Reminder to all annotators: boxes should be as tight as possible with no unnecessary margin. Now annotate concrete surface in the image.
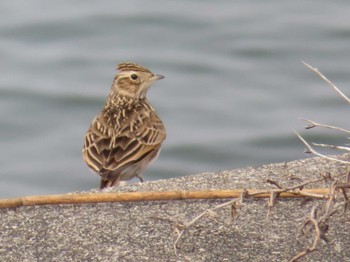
[1,154,350,261]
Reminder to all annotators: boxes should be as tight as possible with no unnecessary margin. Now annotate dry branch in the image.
[300,118,350,134]
[289,207,321,262]
[296,62,350,163]
[289,62,350,261]
[294,131,350,164]
[302,61,350,104]
[172,176,332,255]
[290,180,350,261]
[312,143,350,152]
[0,188,331,209]
[173,197,241,255]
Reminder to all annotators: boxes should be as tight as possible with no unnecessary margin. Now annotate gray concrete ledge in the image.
[1,154,350,261]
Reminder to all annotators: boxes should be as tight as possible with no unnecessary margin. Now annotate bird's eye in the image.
[130,74,138,80]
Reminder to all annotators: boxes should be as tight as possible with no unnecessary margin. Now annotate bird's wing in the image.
[82,110,166,181]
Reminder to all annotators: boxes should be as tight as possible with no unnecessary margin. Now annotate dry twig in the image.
[173,177,329,255]
[312,143,350,153]
[302,61,350,104]
[300,118,350,134]
[290,180,350,261]
[296,62,350,163]
[294,131,350,164]
[249,176,329,199]
[173,197,240,255]
[266,192,277,219]
[289,207,321,262]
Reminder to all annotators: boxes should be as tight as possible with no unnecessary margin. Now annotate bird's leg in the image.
[136,174,144,183]
[110,177,121,187]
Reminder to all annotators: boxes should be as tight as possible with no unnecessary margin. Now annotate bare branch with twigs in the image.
[294,131,350,164]
[173,176,330,256]
[290,179,350,261]
[289,62,350,261]
[296,62,350,163]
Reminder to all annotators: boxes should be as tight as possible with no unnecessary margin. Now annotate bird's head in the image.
[112,62,164,99]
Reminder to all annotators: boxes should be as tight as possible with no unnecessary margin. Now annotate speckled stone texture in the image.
[1,154,350,261]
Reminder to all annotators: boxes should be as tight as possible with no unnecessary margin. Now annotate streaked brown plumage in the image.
[82,62,166,188]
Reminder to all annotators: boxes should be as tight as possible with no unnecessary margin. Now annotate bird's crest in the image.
[117,62,152,74]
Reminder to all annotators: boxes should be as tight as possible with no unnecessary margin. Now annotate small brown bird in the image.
[82,62,166,189]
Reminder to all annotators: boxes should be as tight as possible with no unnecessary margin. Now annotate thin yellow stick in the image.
[0,188,330,209]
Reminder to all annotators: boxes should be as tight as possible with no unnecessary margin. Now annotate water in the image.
[1,1,350,198]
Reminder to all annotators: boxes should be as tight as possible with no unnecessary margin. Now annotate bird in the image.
[82,62,166,189]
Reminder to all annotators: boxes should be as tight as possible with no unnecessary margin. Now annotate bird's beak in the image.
[153,74,165,80]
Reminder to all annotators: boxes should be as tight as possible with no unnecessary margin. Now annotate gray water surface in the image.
[1,1,350,197]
